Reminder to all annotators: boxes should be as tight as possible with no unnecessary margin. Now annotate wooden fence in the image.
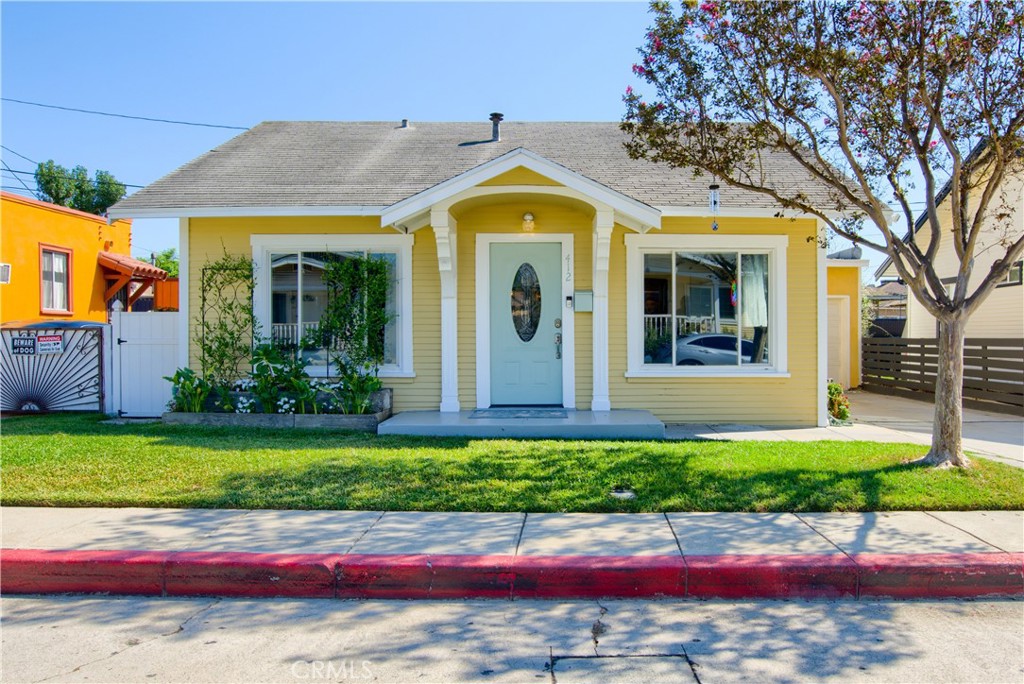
[861,337,1024,415]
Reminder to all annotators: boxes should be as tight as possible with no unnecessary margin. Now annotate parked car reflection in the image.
[649,333,755,365]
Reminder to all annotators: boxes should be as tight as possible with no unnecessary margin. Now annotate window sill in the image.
[625,368,790,379]
[40,309,73,316]
[377,370,416,379]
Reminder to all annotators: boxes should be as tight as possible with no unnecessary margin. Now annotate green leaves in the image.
[198,250,258,386]
[33,160,126,214]
[153,248,180,278]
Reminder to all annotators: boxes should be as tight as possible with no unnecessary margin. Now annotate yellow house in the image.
[0,192,152,323]
[111,117,851,428]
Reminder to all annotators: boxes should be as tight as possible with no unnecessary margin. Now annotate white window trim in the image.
[625,233,789,378]
[251,234,414,378]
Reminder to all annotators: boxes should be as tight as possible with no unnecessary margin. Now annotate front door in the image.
[490,242,563,405]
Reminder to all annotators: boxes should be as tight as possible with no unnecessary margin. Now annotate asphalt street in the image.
[2,596,1021,683]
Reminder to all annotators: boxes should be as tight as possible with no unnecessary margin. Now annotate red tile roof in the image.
[98,251,167,281]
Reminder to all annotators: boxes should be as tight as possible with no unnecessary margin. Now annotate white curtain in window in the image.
[52,253,67,310]
[740,254,768,327]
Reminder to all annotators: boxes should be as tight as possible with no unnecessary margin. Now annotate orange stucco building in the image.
[1,191,140,323]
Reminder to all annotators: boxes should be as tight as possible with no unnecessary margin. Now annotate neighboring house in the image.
[826,246,868,389]
[0,191,167,323]
[127,277,180,312]
[110,117,860,426]
[875,170,1024,339]
[863,281,907,337]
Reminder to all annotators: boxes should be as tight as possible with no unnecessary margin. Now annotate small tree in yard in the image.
[623,0,1023,468]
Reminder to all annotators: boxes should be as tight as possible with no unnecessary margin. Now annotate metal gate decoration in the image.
[0,327,104,412]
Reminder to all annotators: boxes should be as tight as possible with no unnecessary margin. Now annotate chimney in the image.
[400,119,410,128]
[490,112,504,141]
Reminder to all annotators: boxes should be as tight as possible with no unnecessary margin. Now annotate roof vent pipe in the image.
[490,112,503,141]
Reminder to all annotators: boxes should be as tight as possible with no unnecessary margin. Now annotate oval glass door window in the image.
[511,263,541,342]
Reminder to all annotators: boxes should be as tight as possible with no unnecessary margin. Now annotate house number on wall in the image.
[564,254,572,282]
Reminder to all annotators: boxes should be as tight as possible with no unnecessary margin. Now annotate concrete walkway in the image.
[666,390,1024,469]
[3,507,1021,600]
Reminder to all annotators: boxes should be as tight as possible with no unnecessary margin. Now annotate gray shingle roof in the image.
[112,121,843,214]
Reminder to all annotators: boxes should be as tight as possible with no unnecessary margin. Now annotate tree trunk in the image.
[918,316,971,468]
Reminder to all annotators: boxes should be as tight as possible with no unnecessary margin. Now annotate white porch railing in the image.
[644,315,718,339]
[271,322,320,346]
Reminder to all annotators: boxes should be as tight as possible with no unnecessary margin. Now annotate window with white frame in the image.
[252,235,414,377]
[627,234,788,376]
[41,247,71,313]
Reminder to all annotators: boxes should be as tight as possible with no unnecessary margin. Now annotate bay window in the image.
[627,234,788,376]
[252,235,413,377]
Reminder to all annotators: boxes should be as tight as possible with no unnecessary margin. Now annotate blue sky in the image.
[2,1,877,271]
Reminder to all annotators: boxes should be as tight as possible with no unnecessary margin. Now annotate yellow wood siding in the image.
[608,217,820,425]
[187,209,823,423]
[478,167,564,186]
[186,216,440,411]
[827,265,862,385]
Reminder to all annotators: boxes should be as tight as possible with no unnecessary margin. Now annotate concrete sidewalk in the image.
[3,507,1022,600]
[665,390,1024,469]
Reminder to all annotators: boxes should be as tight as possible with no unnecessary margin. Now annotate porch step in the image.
[377,409,666,440]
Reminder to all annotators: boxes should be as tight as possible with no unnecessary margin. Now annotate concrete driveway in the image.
[847,390,1023,468]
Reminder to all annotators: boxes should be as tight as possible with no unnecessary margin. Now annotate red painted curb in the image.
[165,552,340,598]
[338,554,514,599]
[685,554,858,599]
[854,552,1024,599]
[2,548,1022,600]
[0,549,166,596]
[511,555,686,598]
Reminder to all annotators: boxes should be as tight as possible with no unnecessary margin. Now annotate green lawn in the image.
[2,413,1021,512]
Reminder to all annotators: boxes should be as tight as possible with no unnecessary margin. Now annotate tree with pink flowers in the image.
[623,0,1023,468]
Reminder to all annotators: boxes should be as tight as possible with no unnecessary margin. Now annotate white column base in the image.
[439,398,461,413]
[591,399,611,412]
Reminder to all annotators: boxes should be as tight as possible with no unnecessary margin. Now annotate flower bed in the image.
[162,388,392,432]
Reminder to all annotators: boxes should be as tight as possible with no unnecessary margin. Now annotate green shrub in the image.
[164,368,211,413]
[828,381,851,421]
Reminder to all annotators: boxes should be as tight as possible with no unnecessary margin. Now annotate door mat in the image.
[469,409,569,420]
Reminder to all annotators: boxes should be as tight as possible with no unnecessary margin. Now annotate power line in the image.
[2,97,250,131]
[4,167,146,189]
[1,145,38,165]
[1,160,34,193]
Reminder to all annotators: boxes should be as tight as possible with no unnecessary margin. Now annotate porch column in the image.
[433,209,460,412]
[592,210,613,412]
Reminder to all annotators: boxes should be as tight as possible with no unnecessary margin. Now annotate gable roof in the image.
[110,121,849,221]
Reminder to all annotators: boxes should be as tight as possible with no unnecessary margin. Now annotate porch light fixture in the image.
[708,183,721,231]
[522,212,535,232]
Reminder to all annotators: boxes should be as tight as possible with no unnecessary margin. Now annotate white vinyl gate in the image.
[112,307,179,417]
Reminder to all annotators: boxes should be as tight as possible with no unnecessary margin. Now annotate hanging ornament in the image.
[709,183,721,231]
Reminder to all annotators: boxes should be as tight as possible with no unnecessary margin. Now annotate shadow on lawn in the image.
[180,447,923,513]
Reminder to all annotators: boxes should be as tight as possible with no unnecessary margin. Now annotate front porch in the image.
[378,409,665,439]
